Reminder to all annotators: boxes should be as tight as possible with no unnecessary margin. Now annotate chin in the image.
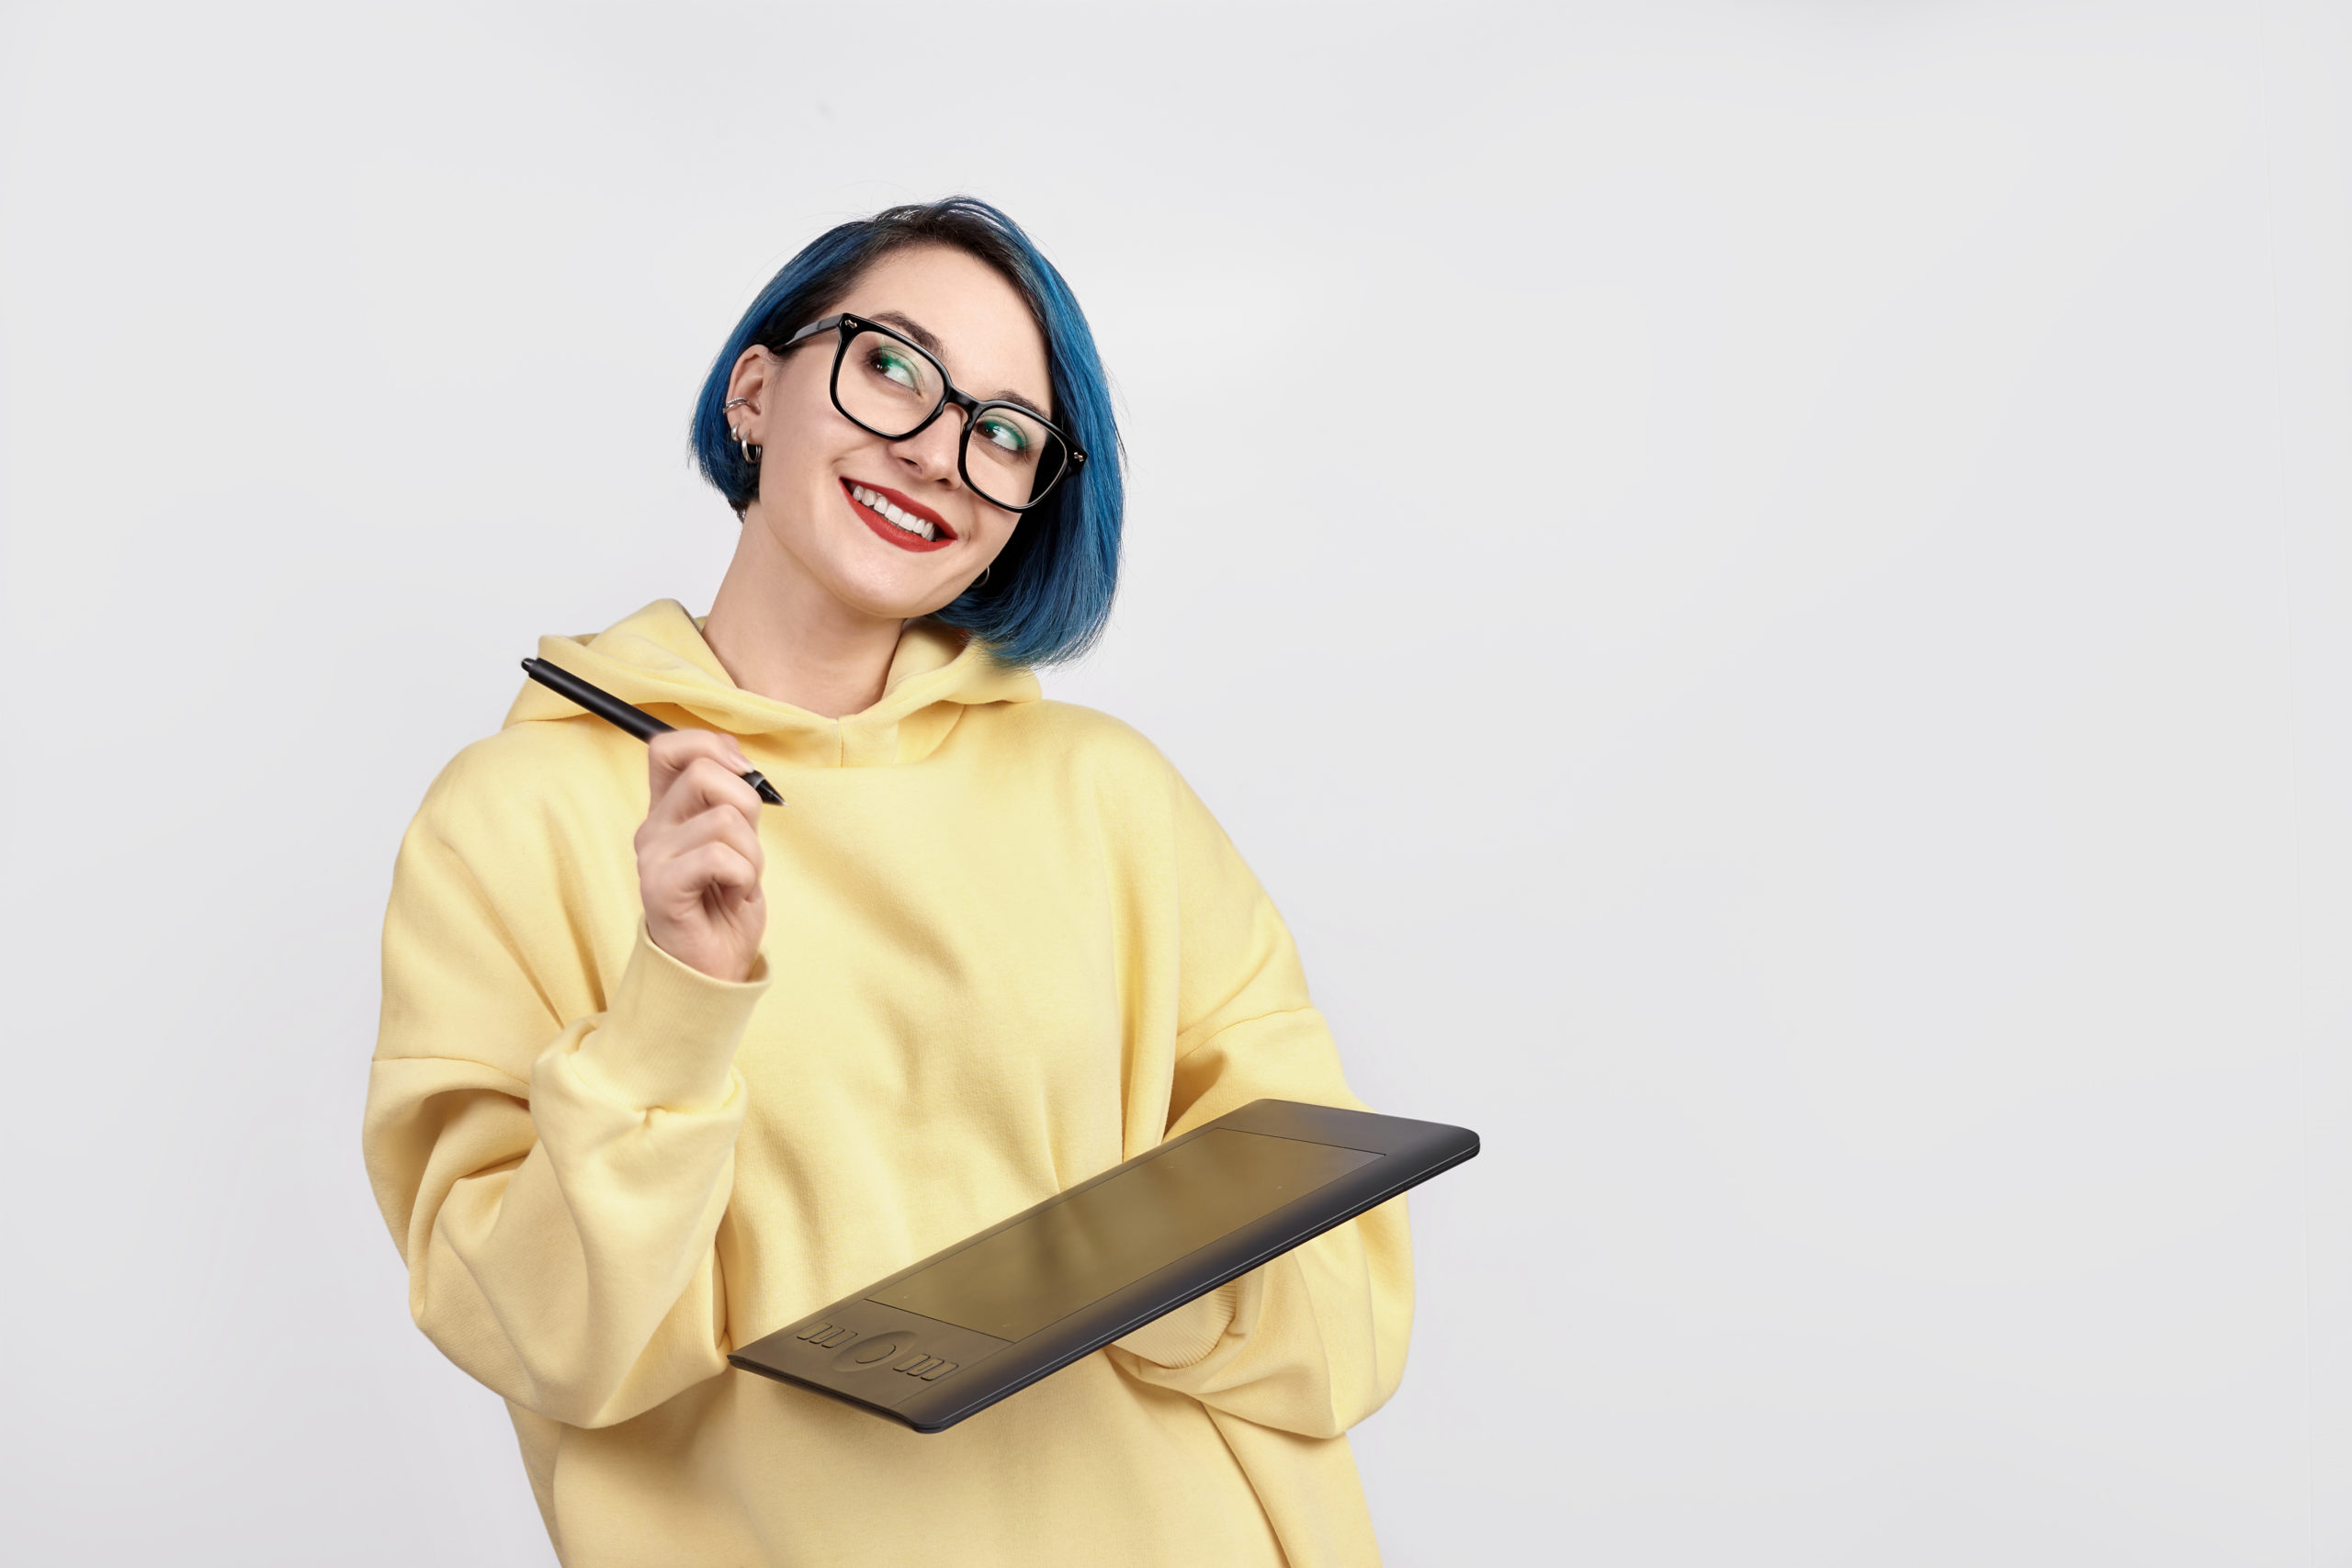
[821,553,959,623]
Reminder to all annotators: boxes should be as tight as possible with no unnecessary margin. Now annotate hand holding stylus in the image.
[637,729,766,983]
[519,657,775,982]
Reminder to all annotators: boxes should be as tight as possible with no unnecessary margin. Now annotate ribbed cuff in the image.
[1112,1279,1241,1369]
[571,919,771,1111]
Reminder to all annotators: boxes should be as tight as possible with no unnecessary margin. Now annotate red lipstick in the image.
[841,478,955,552]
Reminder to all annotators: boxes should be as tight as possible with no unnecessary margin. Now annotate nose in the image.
[887,409,965,490]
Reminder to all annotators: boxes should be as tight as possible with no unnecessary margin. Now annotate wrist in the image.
[646,919,761,984]
[565,919,772,1111]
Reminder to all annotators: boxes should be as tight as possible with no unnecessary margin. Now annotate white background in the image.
[2,2,2345,1562]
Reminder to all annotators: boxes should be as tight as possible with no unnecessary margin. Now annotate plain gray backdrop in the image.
[3,1,2346,1562]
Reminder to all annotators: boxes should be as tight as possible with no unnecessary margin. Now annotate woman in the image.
[362,197,1414,1568]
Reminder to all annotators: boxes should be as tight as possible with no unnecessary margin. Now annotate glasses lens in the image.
[835,328,944,436]
[964,405,1069,511]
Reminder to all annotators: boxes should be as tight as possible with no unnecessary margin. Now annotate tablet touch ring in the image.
[834,1333,914,1371]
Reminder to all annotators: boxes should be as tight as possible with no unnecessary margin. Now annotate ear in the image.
[725,345,775,423]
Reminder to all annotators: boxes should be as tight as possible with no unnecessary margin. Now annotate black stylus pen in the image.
[521,657,786,806]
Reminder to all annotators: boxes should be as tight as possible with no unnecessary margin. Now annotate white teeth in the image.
[852,485,936,541]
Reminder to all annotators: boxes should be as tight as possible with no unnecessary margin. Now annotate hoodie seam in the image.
[376,1055,533,1093]
[1172,1003,1318,1065]
[433,827,567,1031]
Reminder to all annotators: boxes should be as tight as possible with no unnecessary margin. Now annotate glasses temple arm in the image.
[777,314,849,349]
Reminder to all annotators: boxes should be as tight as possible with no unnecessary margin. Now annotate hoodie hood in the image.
[503,598,1040,768]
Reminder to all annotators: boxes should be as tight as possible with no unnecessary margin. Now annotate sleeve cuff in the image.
[1112,1279,1241,1369]
[570,919,772,1112]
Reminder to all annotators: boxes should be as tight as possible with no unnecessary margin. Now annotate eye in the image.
[869,347,922,390]
[976,414,1032,456]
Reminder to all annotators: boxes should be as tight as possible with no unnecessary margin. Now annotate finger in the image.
[664,757,765,833]
[642,835,762,913]
[648,801,765,877]
[647,729,754,807]
[648,731,754,808]
[677,840,761,902]
[646,751,763,834]
[648,727,749,772]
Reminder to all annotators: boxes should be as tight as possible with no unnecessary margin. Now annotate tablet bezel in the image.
[726,1098,1479,1433]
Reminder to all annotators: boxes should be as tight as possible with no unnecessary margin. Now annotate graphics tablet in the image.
[727,1098,1479,1433]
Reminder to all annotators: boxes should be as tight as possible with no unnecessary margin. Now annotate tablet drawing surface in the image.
[870,1130,1381,1340]
[729,1099,1478,1432]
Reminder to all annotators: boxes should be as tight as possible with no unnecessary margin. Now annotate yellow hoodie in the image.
[362,599,1414,1568]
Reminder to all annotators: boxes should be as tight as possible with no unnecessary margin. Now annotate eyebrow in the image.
[869,310,1052,422]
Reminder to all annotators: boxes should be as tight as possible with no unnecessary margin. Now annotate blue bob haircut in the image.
[689,197,1124,669]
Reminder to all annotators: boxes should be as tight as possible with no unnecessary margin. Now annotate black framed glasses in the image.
[776,312,1086,513]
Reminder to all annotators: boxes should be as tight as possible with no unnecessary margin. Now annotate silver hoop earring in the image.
[727,399,758,463]
[976,564,991,590]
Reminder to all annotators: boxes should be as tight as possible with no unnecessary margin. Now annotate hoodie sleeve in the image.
[1105,763,1415,1440]
[361,748,769,1430]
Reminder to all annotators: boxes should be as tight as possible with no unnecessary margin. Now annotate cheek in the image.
[763,424,865,509]
[769,413,850,471]
[967,504,1019,554]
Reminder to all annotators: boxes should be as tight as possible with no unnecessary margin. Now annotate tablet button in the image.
[796,1324,833,1341]
[893,1354,931,1372]
[918,1360,957,1381]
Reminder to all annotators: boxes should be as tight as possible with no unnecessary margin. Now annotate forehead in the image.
[831,244,1050,406]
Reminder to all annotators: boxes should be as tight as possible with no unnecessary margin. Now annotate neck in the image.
[701,505,907,719]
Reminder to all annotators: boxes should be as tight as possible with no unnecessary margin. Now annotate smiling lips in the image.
[842,479,955,552]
